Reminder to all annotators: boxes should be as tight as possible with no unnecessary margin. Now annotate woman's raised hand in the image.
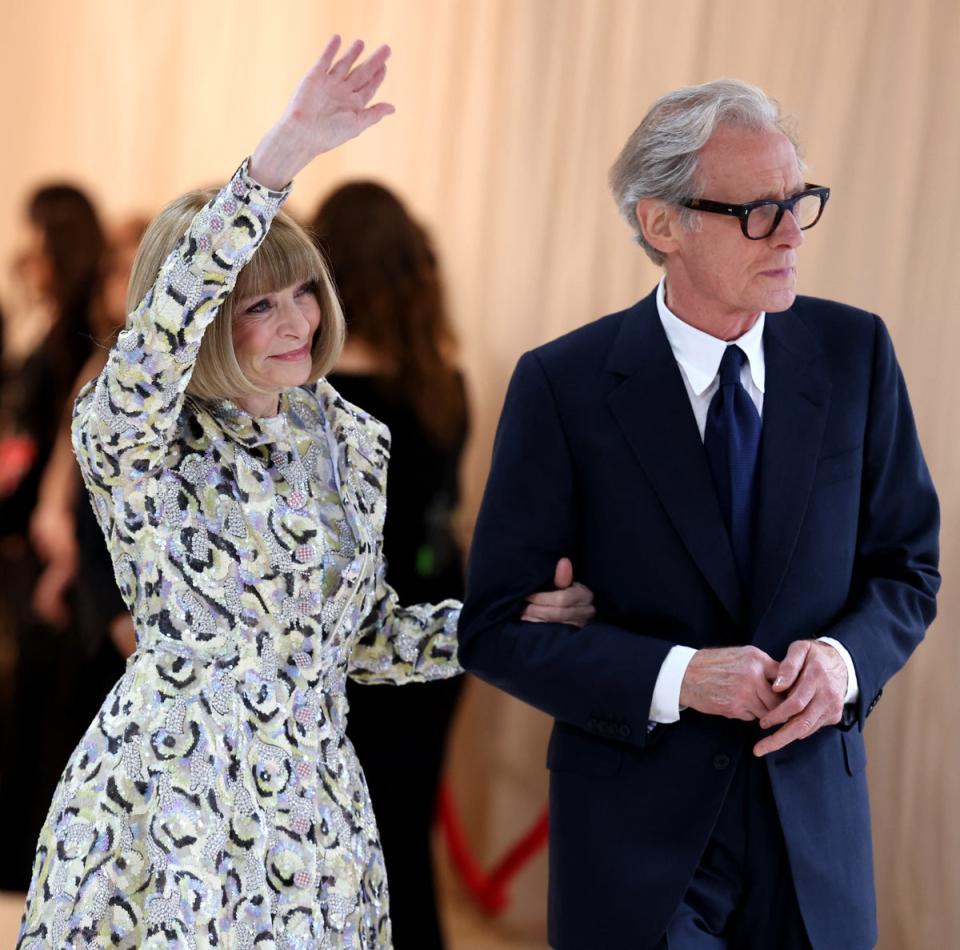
[249,36,395,190]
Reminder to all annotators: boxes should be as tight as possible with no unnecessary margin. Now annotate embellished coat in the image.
[17,163,461,950]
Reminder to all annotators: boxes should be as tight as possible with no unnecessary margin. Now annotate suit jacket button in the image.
[713,753,731,771]
[619,724,632,739]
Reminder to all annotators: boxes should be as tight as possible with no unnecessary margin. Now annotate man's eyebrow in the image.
[751,183,809,202]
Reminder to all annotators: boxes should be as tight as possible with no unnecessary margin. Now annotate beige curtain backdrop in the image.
[1,1,957,945]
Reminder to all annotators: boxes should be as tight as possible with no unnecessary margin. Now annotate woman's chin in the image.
[262,365,312,391]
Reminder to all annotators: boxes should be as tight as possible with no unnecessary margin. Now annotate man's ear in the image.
[635,198,681,256]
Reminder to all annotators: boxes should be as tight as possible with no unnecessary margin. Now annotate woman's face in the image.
[15,221,54,300]
[232,280,321,406]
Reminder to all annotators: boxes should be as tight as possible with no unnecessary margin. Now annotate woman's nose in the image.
[278,295,310,334]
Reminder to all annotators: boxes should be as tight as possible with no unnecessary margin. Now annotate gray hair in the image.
[609,79,801,265]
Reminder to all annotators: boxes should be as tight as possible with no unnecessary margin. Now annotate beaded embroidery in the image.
[18,162,461,950]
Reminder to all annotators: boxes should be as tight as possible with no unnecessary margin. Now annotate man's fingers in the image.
[761,678,816,729]
[756,682,782,713]
[754,711,825,757]
[553,557,574,590]
[773,640,811,693]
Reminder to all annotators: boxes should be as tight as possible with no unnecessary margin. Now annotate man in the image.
[458,80,939,949]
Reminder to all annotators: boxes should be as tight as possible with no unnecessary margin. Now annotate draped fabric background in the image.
[2,1,957,945]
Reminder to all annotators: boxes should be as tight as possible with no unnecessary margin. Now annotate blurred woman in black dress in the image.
[0,183,108,888]
[312,183,467,949]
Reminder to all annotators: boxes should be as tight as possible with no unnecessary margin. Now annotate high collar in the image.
[206,391,294,448]
[656,277,766,396]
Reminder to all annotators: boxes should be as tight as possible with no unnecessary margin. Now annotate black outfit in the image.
[0,339,127,890]
[458,290,938,949]
[329,371,467,950]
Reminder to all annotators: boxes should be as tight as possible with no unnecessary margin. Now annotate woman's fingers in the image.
[357,67,388,108]
[316,35,343,74]
[348,45,392,92]
[330,39,365,79]
[526,581,593,608]
[521,604,596,626]
[357,101,396,133]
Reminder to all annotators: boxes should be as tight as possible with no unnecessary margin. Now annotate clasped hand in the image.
[678,640,849,756]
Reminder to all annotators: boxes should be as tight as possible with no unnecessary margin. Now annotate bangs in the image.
[232,213,324,302]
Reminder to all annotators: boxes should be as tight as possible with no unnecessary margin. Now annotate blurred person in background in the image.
[0,183,106,890]
[312,182,467,950]
[29,216,150,657]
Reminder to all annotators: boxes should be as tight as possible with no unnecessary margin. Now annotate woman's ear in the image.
[635,198,681,257]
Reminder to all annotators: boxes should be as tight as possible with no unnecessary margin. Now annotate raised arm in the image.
[73,37,394,485]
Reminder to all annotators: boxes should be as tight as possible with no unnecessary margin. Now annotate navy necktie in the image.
[704,345,762,588]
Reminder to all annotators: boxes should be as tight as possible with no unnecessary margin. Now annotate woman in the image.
[315,183,468,948]
[0,182,106,891]
[18,38,591,948]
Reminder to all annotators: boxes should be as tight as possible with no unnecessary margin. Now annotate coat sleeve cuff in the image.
[818,636,860,704]
[649,645,698,723]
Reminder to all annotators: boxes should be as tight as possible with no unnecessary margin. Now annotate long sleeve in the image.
[649,645,698,723]
[458,351,676,749]
[72,162,289,487]
[347,558,462,684]
[818,316,940,728]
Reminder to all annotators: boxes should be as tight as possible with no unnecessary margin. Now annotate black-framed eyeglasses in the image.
[682,184,831,240]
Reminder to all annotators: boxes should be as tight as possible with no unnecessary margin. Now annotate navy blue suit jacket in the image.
[458,289,940,950]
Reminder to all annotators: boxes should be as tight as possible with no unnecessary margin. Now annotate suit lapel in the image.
[749,309,831,631]
[605,293,743,625]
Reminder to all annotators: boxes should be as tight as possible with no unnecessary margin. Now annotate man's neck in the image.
[662,278,761,343]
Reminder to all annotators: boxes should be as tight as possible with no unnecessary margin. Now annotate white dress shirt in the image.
[648,278,859,723]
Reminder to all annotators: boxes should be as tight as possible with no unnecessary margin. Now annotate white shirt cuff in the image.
[649,646,698,723]
[818,636,859,704]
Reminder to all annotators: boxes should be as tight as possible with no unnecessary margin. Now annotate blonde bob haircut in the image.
[126,188,345,402]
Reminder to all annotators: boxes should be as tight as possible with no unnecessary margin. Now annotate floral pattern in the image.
[17,162,461,949]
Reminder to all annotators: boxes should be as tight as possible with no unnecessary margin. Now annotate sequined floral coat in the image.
[17,163,461,950]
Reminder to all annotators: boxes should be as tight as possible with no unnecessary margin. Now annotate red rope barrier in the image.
[436,779,550,915]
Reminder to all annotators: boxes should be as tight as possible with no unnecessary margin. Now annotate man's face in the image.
[666,124,807,321]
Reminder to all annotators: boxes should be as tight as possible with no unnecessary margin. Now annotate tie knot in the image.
[718,345,747,386]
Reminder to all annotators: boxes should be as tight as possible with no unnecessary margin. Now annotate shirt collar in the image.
[655,277,766,396]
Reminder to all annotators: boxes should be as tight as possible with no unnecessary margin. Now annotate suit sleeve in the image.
[820,315,940,728]
[458,351,674,748]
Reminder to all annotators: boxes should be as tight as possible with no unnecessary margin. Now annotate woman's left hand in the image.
[522,558,596,628]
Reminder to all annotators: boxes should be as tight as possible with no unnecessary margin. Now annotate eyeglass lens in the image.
[746,193,823,238]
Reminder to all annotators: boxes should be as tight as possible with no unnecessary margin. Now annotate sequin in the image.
[23,161,462,949]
